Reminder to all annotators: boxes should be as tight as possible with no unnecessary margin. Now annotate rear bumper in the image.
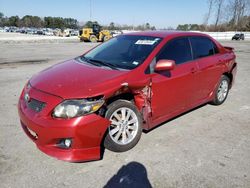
[18,86,110,162]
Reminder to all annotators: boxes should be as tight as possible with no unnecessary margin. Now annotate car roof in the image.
[125,31,209,39]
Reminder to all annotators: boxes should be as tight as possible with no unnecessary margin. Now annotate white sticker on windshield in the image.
[135,40,156,45]
[132,61,139,65]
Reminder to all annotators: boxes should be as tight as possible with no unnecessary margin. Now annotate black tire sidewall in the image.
[104,100,143,152]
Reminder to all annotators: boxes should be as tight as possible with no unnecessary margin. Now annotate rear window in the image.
[190,37,218,59]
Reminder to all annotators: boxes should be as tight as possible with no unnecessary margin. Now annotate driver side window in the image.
[156,37,192,65]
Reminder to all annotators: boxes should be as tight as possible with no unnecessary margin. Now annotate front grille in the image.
[27,98,46,112]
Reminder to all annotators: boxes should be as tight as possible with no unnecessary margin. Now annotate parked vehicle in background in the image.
[111,30,123,37]
[36,29,45,35]
[5,26,18,32]
[62,29,72,37]
[44,28,54,36]
[20,28,27,34]
[18,31,237,162]
[232,33,245,40]
[26,28,37,35]
[70,29,79,36]
[0,26,82,37]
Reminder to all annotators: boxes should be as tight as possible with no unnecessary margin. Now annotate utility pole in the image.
[90,0,92,21]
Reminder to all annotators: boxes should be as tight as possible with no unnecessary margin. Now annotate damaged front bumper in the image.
[18,86,110,162]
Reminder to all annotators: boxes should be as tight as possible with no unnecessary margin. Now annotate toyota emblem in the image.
[24,93,30,102]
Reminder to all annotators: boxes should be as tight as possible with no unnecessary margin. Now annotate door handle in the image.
[191,67,197,73]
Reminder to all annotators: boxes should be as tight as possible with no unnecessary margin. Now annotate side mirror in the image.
[155,59,175,72]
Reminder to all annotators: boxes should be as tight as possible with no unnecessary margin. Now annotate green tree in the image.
[20,15,33,27]
[151,26,156,30]
[109,22,115,30]
[63,18,78,29]
[8,16,20,26]
[84,20,100,28]
[145,23,151,30]
[32,16,44,28]
[0,12,4,26]
[176,24,189,31]
[44,17,65,29]
[190,24,200,30]
[53,17,64,29]
[0,12,3,19]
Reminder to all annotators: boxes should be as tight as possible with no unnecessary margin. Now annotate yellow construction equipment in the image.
[79,24,112,42]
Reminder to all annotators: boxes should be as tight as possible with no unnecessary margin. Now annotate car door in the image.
[149,37,199,122]
[189,36,222,101]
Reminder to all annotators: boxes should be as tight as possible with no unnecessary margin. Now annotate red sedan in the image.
[18,31,237,162]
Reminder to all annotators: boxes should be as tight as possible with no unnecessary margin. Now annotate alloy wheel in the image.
[109,107,139,145]
[217,80,229,102]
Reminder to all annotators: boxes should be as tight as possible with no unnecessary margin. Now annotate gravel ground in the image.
[0,38,249,188]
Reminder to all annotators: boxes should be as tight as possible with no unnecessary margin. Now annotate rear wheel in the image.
[104,100,143,152]
[211,75,230,105]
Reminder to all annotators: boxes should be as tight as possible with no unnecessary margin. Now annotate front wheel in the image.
[104,100,143,152]
[211,75,230,105]
[103,35,110,42]
[89,35,98,42]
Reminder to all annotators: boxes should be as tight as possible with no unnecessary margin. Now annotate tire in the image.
[89,35,98,42]
[104,100,143,152]
[103,35,110,42]
[211,75,230,105]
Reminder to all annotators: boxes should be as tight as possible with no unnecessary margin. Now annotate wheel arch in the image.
[223,72,232,84]
[106,92,135,105]
[223,62,237,89]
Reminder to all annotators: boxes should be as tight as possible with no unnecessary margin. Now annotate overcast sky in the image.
[0,0,209,28]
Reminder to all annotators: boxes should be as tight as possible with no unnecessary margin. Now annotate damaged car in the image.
[18,31,237,162]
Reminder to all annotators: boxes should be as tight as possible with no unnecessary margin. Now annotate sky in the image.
[0,0,208,28]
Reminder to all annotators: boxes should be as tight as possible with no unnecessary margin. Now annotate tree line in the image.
[0,13,79,29]
[83,21,156,31]
[0,12,156,31]
[177,0,250,31]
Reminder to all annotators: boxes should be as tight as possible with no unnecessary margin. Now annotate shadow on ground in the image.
[104,161,152,188]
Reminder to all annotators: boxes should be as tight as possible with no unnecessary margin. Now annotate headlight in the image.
[53,99,104,119]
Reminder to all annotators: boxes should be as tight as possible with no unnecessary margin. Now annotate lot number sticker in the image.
[135,40,156,45]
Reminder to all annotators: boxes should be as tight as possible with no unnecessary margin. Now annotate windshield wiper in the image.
[88,58,119,70]
[80,56,101,67]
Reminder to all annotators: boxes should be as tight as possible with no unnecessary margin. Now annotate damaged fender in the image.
[102,78,153,130]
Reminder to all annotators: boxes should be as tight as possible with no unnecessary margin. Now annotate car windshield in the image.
[79,35,162,70]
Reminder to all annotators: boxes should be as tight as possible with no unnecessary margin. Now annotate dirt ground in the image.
[0,37,249,188]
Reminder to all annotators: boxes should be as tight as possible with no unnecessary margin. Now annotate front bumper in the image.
[18,85,110,162]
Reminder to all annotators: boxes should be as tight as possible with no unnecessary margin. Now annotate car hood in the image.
[30,59,129,99]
